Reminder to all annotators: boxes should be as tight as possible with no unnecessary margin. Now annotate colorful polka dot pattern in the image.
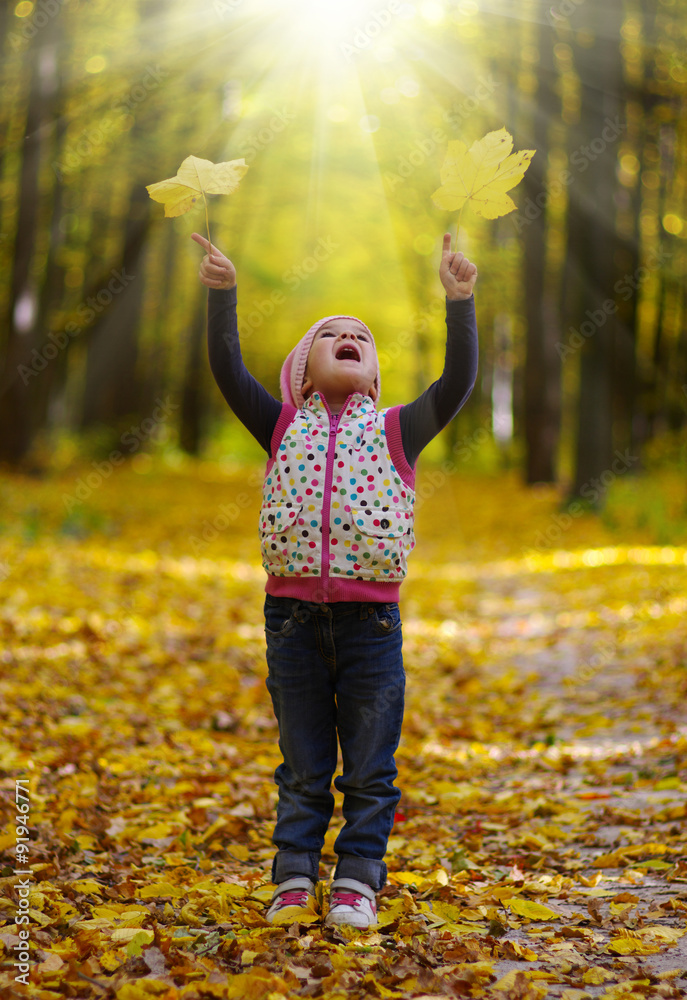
[259,392,415,581]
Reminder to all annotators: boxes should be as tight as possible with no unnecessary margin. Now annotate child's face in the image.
[302,318,377,409]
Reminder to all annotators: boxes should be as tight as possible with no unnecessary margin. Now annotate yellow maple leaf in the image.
[637,925,685,944]
[71,879,104,895]
[492,970,550,997]
[582,965,617,986]
[110,927,154,944]
[146,154,248,218]
[137,882,184,899]
[507,897,560,921]
[147,154,249,249]
[607,936,660,955]
[224,969,292,999]
[432,127,535,234]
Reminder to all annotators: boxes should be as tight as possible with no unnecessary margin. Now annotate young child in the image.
[192,231,478,928]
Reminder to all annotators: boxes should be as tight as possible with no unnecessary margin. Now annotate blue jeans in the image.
[264,595,405,892]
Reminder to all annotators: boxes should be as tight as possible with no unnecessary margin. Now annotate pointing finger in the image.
[442,233,452,256]
[191,232,211,252]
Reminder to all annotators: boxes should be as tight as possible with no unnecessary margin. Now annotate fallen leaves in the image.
[0,464,686,998]
[506,898,561,922]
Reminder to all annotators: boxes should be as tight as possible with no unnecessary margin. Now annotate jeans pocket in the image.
[264,597,296,639]
[371,602,402,636]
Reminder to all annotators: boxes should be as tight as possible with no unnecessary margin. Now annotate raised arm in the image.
[191,233,281,455]
[399,235,479,467]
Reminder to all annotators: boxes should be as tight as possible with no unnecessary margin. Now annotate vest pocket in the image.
[346,506,414,578]
[259,503,303,574]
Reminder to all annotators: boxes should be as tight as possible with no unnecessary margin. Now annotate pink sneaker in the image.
[265,877,318,924]
[325,878,378,928]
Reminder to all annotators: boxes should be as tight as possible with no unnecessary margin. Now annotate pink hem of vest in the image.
[265,572,401,603]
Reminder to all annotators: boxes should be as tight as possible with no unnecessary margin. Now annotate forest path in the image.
[0,465,685,997]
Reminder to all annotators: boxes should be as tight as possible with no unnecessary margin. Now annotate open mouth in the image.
[335,344,360,362]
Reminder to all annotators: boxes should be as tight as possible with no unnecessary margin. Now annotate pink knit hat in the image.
[280,314,381,410]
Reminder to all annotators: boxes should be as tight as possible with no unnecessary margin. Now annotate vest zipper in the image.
[319,396,351,601]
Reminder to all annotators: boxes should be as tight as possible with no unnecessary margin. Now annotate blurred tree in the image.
[79,181,150,434]
[566,0,626,503]
[521,8,562,483]
[0,23,58,463]
[0,0,685,480]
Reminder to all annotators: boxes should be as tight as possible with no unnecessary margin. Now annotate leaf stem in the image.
[202,191,212,252]
[456,203,465,248]
[192,159,212,251]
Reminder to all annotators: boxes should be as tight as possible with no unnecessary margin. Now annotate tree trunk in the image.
[33,38,68,441]
[522,12,561,483]
[80,184,150,436]
[179,294,206,455]
[567,0,626,505]
[0,36,44,464]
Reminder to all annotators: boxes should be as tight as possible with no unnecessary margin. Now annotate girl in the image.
[193,231,477,927]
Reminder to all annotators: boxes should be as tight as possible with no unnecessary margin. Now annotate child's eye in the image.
[320,331,334,338]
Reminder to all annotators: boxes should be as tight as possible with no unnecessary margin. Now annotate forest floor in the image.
[0,461,686,999]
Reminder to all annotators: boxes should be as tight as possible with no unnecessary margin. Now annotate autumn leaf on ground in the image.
[432,127,535,233]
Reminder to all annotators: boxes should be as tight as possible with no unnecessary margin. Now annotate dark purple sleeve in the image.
[398,295,479,468]
[207,286,282,455]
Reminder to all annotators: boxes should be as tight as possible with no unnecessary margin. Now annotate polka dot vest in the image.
[260,392,416,583]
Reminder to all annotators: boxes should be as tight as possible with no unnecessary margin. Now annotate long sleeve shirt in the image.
[207,286,479,471]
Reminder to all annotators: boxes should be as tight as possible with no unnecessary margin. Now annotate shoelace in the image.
[331,891,364,908]
[276,889,309,908]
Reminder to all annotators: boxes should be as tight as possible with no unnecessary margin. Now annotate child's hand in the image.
[439,233,477,300]
[191,233,236,289]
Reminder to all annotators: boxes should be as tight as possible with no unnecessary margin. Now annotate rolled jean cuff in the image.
[334,853,387,892]
[272,849,320,885]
